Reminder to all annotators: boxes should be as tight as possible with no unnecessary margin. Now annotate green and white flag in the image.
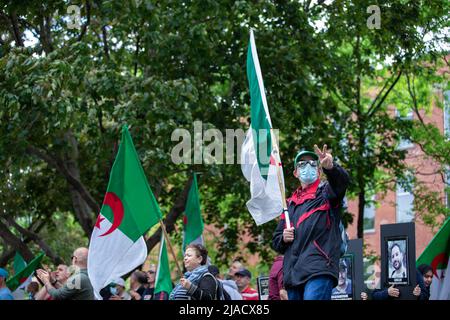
[154,233,172,299]
[11,252,30,300]
[241,30,285,225]
[88,125,161,299]
[417,218,450,300]
[7,252,44,299]
[182,173,204,251]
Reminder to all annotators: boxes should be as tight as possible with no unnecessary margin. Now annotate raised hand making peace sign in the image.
[314,144,333,170]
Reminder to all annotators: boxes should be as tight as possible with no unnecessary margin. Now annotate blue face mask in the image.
[110,286,118,295]
[298,164,318,185]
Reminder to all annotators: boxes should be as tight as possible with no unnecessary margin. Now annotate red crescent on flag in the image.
[269,155,276,166]
[430,252,447,279]
[99,192,124,237]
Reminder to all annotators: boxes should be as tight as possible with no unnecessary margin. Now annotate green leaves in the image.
[0,0,449,268]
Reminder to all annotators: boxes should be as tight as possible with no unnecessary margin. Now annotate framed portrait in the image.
[331,239,364,300]
[257,276,269,300]
[331,255,354,300]
[380,222,416,300]
[386,237,409,285]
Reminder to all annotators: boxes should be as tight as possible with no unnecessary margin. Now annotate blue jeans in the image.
[287,275,334,300]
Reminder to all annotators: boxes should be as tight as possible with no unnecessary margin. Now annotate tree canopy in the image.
[0,0,449,270]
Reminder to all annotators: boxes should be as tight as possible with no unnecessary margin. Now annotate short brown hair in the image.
[186,244,208,265]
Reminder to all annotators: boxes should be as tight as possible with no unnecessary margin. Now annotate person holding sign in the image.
[272,145,350,300]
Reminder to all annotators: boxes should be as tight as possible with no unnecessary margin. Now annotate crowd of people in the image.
[0,147,436,301]
[0,243,285,301]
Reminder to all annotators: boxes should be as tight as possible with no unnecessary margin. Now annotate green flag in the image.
[241,29,285,225]
[7,252,44,292]
[99,125,162,241]
[13,252,27,274]
[154,233,173,299]
[88,124,162,299]
[416,218,450,300]
[183,173,204,251]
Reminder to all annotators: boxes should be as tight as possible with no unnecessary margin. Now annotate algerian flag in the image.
[154,233,173,299]
[241,30,285,225]
[88,125,161,300]
[14,252,27,274]
[416,218,450,300]
[182,173,204,252]
[7,252,44,299]
[11,252,31,300]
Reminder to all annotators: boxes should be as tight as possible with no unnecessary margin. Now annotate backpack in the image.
[202,272,231,300]
[216,280,232,300]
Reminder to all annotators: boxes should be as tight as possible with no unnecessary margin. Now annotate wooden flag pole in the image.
[159,218,183,278]
[270,128,291,228]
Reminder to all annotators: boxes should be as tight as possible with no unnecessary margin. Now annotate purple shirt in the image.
[268,256,284,300]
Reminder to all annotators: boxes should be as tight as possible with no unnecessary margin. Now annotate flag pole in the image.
[159,219,183,278]
[269,129,291,228]
[152,234,162,288]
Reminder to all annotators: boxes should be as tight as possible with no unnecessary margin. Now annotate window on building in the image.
[363,195,376,232]
[444,90,450,139]
[396,109,414,150]
[446,168,450,211]
[396,183,414,223]
[363,258,380,290]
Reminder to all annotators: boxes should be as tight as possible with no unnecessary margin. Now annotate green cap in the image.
[294,150,318,167]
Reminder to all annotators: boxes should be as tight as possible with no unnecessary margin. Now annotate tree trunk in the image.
[145,175,193,253]
[357,182,366,239]
[357,115,366,239]
[0,220,34,262]
[119,176,193,280]
[9,11,24,47]
[64,130,95,238]
[26,144,100,213]
[0,220,47,267]
[4,217,64,265]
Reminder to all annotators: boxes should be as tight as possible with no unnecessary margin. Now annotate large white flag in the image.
[240,30,285,225]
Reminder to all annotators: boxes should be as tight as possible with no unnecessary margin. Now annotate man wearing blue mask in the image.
[272,144,350,300]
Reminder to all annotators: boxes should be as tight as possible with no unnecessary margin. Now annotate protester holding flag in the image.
[0,268,14,300]
[417,264,433,300]
[169,244,217,300]
[272,146,350,300]
[36,247,94,300]
[416,218,450,300]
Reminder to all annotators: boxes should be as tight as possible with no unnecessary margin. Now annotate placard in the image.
[380,222,416,300]
[257,276,270,300]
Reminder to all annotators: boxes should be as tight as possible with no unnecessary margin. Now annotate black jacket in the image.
[272,163,350,289]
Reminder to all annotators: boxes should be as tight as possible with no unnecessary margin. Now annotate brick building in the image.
[346,88,450,287]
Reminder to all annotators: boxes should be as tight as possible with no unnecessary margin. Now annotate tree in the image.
[0,0,448,271]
